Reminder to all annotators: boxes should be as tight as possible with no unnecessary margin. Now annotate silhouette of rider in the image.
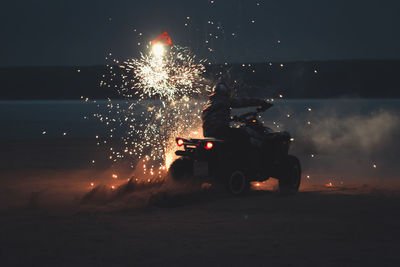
[201,76,272,145]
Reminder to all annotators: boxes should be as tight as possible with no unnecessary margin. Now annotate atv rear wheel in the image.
[226,169,250,195]
[278,155,301,195]
[169,158,193,181]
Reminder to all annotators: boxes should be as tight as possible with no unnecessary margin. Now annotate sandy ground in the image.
[1,140,400,266]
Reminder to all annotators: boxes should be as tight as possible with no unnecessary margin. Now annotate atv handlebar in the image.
[232,112,257,122]
[231,103,273,122]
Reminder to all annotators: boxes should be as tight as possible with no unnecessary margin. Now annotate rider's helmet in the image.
[211,82,232,97]
[211,71,235,98]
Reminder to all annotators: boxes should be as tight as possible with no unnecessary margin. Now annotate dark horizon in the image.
[1,59,399,100]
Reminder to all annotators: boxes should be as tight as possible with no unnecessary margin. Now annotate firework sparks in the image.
[123,45,207,102]
[97,38,209,177]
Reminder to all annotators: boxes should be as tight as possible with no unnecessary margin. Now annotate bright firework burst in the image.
[122,45,207,101]
[99,42,210,177]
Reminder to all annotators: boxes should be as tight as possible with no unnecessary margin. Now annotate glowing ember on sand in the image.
[325,182,335,188]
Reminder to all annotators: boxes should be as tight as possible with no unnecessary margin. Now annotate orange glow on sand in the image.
[325,182,335,188]
[250,179,279,191]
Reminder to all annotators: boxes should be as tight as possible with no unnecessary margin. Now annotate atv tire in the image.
[226,169,250,195]
[278,155,301,195]
[169,158,193,181]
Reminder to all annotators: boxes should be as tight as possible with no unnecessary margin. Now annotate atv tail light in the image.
[205,142,213,150]
[177,139,184,147]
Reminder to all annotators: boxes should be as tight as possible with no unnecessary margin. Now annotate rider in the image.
[201,76,273,145]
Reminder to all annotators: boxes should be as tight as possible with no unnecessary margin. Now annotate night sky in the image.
[1,0,399,66]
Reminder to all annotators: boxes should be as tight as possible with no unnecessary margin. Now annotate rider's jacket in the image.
[201,83,265,137]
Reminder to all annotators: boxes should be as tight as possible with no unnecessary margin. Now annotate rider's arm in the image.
[229,97,266,108]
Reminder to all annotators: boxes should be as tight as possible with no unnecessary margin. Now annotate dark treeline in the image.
[0,60,399,100]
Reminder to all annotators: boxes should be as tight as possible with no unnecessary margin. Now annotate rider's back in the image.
[201,94,231,138]
[201,82,267,138]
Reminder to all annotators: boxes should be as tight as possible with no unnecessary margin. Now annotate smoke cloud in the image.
[284,109,400,184]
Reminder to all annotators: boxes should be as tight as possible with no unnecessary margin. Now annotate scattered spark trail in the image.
[98,44,209,177]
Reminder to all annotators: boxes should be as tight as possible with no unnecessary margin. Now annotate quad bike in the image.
[168,105,301,195]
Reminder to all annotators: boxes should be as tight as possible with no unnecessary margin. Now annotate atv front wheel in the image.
[278,155,301,195]
[226,169,250,195]
[169,158,193,181]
